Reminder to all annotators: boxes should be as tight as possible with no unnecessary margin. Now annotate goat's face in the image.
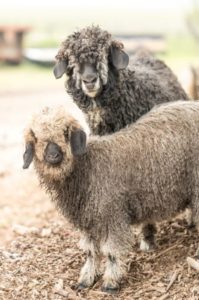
[53,28,129,98]
[23,121,87,181]
[79,62,102,98]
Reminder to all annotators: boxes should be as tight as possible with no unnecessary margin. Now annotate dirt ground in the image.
[1,86,199,300]
[0,87,68,246]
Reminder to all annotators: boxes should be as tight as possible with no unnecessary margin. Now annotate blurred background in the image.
[0,0,199,246]
[1,0,199,94]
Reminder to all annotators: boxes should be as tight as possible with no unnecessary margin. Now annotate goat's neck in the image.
[47,153,93,230]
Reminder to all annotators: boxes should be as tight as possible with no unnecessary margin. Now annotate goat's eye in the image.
[66,67,73,76]
[64,129,69,141]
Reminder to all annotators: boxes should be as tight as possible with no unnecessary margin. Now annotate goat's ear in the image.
[70,129,87,156]
[110,46,129,70]
[53,59,68,79]
[23,142,34,169]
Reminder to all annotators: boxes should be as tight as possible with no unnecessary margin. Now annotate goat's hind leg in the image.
[185,208,195,228]
[190,175,199,257]
[140,222,157,252]
[78,235,101,289]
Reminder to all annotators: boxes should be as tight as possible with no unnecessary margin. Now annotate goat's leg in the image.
[78,235,100,289]
[140,222,157,251]
[192,214,199,257]
[185,208,195,228]
[190,179,199,257]
[101,238,126,293]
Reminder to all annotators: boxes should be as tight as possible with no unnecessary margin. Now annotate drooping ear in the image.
[110,46,129,70]
[23,142,35,169]
[53,59,68,79]
[70,128,87,156]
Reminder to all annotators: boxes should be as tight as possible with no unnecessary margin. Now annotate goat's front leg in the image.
[78,235,100,289]
[101,239,126,293]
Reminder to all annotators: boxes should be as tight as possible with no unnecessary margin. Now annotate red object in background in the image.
[0,25,30,64]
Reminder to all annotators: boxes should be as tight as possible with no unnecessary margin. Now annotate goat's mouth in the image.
[83,86,103,99]
[81,79,102,98]
[46,160,62,167]
[44,153,63,166]
[44,142,63,165]
[85,89,100,98]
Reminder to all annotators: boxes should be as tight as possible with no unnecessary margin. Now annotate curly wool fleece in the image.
[55,25,189,135]
[56,26,122,65]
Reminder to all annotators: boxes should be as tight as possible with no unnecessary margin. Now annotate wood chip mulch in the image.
[0,217,199,300]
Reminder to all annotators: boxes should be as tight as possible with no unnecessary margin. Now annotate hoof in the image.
[76,283,89,291]
[187,223,195,229]
[140,239,156,252]
[101,285,119,294]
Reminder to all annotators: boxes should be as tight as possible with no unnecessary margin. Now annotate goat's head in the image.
[53,26,129,98]
[23,107,88,181]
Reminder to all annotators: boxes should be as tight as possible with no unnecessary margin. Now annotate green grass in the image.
[158,34,198,70]
[0,61,51,72]
[28,38,59,48]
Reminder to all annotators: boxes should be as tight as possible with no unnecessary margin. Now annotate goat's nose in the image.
[83,75,97,84]
[83,75,97,83]
[46,152,63,165]
[47,152,60,160]
[83,77,97,91]
[45,142,63,165]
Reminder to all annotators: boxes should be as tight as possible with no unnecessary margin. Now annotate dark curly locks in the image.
[54,25,189,135]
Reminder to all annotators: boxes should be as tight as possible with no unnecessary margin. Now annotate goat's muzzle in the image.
[80,63,102,97]
[44,142,63,165]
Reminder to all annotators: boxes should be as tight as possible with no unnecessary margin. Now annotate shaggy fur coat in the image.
[24,101,199,249]
[23,102,199,290]
[54,26,189,135]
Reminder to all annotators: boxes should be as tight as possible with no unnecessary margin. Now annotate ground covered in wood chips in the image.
[1,216,199,300]
[1,88,199,300]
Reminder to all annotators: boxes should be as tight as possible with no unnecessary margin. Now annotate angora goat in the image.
[23,101,199,292]
[54,25,189,136]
